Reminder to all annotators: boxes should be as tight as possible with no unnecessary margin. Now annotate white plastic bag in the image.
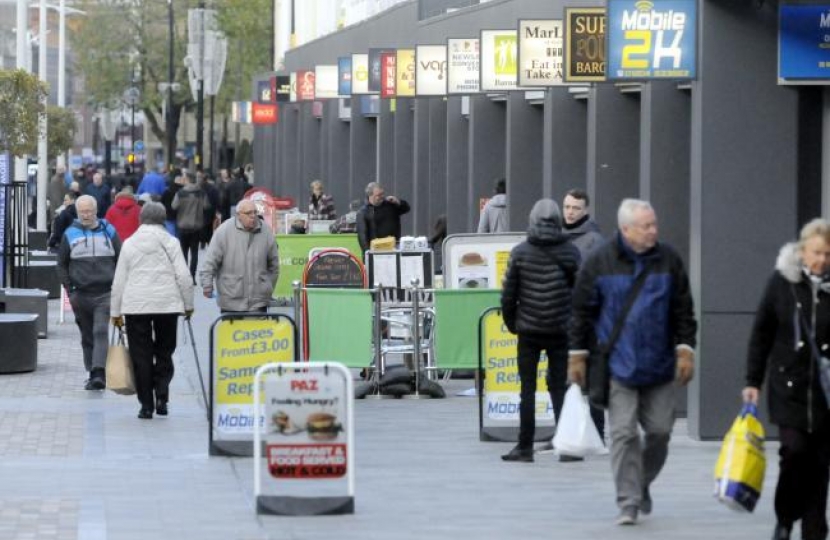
[552,384,605,458]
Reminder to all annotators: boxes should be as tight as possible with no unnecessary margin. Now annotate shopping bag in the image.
[106,327,135,395]
[552,384,606,458]
[714,403,766,512]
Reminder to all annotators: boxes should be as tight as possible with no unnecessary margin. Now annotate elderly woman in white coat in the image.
[110,202,194,419]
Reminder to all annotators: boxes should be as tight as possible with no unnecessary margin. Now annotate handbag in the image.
[714,403,766,512]
[795,304,830,407]
[588,263,653,409]
[106,327,136,395]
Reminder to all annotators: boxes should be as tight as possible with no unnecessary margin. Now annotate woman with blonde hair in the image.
[308,180,336,221]
[110,202,194,419]
[744,218,830,540]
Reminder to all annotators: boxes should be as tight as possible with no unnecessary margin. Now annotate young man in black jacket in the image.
[500,199,580,463]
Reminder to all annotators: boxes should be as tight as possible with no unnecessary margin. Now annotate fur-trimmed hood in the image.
[776,242,803,284]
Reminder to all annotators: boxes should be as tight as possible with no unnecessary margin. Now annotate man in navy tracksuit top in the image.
[57,195,121,390]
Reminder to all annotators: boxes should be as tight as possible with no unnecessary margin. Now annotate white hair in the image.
[76,194,98,211]
[617,198,654,228]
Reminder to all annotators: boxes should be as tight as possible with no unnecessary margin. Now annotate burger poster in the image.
[264,371,348,479]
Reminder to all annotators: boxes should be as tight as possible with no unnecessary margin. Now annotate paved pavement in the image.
[0,268,787,540]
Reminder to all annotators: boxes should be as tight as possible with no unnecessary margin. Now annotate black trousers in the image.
[516,333,569,449]
[178,229,201,278]
[125,314,179,410]
[776,418,830,540]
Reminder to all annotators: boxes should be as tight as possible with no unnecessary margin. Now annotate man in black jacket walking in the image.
[500,199,580,463]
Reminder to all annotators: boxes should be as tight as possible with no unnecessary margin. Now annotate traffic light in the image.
[127,153,135,164]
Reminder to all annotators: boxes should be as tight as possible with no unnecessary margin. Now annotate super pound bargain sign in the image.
[606,0,697,80]
[209,313,298,456]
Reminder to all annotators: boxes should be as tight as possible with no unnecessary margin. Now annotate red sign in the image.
[252,103,278,124]
[380,52,397,98]
[267,444,347,478]
[297,70,316,101]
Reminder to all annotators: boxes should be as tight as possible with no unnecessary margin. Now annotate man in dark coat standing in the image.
[500,199,580,463]
[356,182,410,252]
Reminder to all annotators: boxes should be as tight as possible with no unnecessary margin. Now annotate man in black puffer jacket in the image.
[500,199,580,462]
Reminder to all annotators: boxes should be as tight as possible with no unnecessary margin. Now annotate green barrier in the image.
[274,234,362,299]
[433,289,501,370]
[306,288,374,368]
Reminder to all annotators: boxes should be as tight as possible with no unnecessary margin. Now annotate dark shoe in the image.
[771,524,791,540]
[155,398,168,416]
[616,506,638,526]
[86,369,105,390]
[558,454,585,462]
[501,446,534,463]
[138,408,153,419]
[640,486,652,515]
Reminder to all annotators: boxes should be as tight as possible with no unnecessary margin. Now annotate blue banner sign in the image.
[779,4,830,81]
[607,0,697,80]
[338,56,352,96]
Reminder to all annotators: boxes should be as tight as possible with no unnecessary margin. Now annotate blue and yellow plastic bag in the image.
[714,403,766,512]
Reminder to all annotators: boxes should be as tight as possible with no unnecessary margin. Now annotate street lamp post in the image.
[167,0,175,169]
[36,0,47,230]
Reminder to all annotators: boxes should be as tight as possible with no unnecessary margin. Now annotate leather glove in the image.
[185,309,194,320]
[111,316,124,328]
[675,348,695,386]
[568,352,589,388]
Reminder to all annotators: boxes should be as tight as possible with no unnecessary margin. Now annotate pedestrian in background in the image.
[172,172,210,279]
[478,178,508,233]
[500,199,580,463]
[308,180,337,221]
[563,188,604,258]
[329,200,361,234]
[200,199,279,313]
[568,199,696,526]
[84,172,112,218]
[110,202,194,420]
[105,187,141,241]
[743,218,830,540]
[356,182,410,252]
[56,195,121,391]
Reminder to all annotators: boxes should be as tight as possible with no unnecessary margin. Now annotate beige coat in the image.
[200,216,279,311]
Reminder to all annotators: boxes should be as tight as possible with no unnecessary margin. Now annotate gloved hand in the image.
[675,348,695,386]
[185,309,194,320]
[111,316,124,328]
[568,352,589,388]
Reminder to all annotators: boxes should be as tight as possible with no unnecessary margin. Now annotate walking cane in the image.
[185,318,210,422]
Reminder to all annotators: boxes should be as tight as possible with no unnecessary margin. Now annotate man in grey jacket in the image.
[477,178,508,233]
[200,200,279,313]
[563,189,604,259]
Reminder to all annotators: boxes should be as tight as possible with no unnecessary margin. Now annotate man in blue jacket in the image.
[568,198,696,526]
[56,195,122,390]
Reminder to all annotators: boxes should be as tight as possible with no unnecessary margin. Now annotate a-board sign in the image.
[209,314,298,457]
[254,362,355,516]
[478,308,555,442]
[303,249,366,289]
